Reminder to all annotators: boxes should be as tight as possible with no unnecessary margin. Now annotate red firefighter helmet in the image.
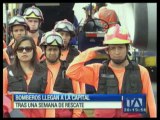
[98,7,119,30]
[103,24,132,45]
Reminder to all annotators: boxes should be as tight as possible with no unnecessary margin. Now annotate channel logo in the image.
[123,94,146,113]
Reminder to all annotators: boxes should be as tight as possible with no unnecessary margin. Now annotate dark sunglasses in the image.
[17,47,33,53]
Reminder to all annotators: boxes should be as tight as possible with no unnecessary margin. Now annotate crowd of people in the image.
[3,4,156,118]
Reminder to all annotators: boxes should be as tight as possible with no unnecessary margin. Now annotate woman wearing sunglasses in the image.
[3,15,43,65]
[23,5,44,46]
[3,35,55,118]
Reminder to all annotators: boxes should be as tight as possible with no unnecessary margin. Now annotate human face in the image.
[58,31,71,48]
[16,40,33,62]
[45,46,60,63]
[26,18,39,31]
[12,25,26,40]
[107,44,127,64]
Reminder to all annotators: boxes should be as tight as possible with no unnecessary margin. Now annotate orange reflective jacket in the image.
[3,49,11,66]
[66,47,157,118]
[3,67,55,118]
[45,60,84,118]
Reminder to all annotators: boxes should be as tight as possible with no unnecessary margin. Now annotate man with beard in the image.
[23,5,44,46]
[40,30,86,118]
[66,24,156,118]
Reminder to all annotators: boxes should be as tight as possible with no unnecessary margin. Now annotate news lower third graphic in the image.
[13,94,122,109]
[123,94,146,113]
[12,94,146,113]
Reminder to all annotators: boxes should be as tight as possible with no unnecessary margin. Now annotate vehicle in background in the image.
[3,3,157,83]
[76,3,157,83]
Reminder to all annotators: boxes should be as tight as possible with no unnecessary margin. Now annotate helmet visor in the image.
[24,7,42,17]
[9,16,25,25]
[55,22,75,32]
[46,35,63,46]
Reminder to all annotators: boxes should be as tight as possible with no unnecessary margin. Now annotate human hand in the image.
[90,46,109,55]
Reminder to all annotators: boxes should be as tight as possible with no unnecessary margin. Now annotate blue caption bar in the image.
[14,94,122,102]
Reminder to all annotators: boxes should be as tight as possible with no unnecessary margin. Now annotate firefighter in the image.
[3,15,43,64]
[3,35,55,118]
[40,30,86,118]
[23,5,44,46]
[7,15,29,46]
[66,24,156,118]
[54,19,86,95]
[54,19,87,117]
[53,20,79,66]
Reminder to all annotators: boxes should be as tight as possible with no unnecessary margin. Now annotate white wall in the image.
[73,3,91,25]
[73,3,135,42]
[106,3,135,42]
[3,3,6,23]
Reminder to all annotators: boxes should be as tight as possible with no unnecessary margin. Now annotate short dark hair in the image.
[10,25,28,33]
[12,35,37,78]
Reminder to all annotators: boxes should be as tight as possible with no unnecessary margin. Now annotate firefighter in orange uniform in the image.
[54,19,86,95]
[66,24,156,118]
[3,35,55,118]
[3,15,43,65]
[40,30,86,118]
[23,5,44,46]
